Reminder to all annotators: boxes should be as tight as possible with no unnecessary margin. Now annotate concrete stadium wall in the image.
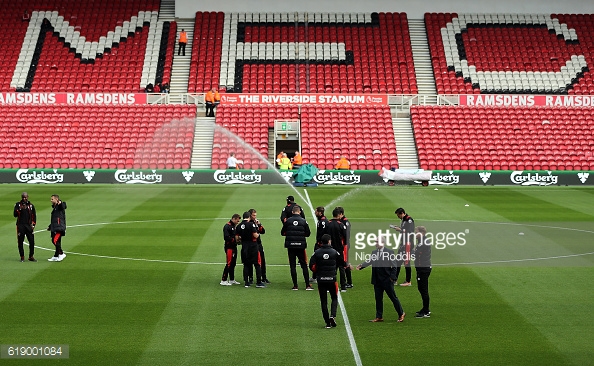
[176,0,593,19]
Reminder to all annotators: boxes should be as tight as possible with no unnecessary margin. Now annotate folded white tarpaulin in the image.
[379,167,432,182]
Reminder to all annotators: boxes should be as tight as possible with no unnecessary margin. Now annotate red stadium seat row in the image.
[301,105,398,170]
[211,104,398,170]
[412,105,594,171]
[188,11,417,94]
[211,104,299,169]
[1,0,169,93]
[0,105,196,169]
[425,12,594,95]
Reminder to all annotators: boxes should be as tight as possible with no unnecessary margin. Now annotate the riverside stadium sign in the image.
[0,93,147,105]
[219,93,388,105]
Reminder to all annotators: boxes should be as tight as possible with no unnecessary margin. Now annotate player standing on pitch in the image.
[237,212,265,288]
[310,206,330,284]
[221,214,242,286]
[280,195,305,223]
[391,207,415,286]
[281,205,313,291]
[335,206,353,289]
[47,194,67,262]
[326,208,348,292]
[249,208,270,284]
[309,234,345,329]
[14,192,37,262]
[414,226,432,318]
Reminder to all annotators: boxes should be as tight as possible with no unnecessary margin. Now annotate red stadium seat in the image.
[411,105,594,171]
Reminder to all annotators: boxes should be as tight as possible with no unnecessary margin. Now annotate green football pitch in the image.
[1,184,593,365]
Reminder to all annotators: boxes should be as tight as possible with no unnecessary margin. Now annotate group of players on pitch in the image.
[220,196,432,328]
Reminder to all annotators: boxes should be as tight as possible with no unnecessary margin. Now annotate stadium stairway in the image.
[409,19,437,101]
[191,117,215,169]
[169,19,195,101]
[392,117,420,169]
[267,128,275,165]
[158,0,176,20]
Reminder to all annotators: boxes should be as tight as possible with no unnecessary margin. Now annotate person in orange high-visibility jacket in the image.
[335,155,350,170]
[178,29,187,56]
[276,151,285,167]
[205,89,215,117]
[292,151,303,168]
[213,89,221,113]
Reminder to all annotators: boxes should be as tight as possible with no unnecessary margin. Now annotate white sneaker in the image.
[220,280,231,286]
[48,257,60,262]
[58,253,66,261]
[230,280,241,285]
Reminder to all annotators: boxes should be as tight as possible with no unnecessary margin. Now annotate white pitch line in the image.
[433,251,594,266]
[303,189,317,222]
[27,218,594,267]
[321,197,362,366]
[338,292,363,366]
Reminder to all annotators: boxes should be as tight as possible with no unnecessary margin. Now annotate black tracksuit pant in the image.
[416,268,432,313]
[287,248,309,288]
[317,281,338,324]
[17,225,35,258]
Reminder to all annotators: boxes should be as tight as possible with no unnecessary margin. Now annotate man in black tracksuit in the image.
[280,195,305,223]
[310,206,330,283]
[281,205,312,290]
[391,207,415,286]
[47,194,67,262]
[315,206,329,248]
[327,207,348,292]
[336,206,353,288]
[221,214,241,285]
[14,192,37,262]
[309,234,345,328]
[414,226,432,318]
[356,241,405,323]
[249,208,269,283]
[236,212,265,288]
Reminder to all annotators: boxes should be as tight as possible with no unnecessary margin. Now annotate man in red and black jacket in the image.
[249,208,270,284]
[414,226,432,318]
[280,195,305,223]
[14,192,37,262]
[281,205,312,291]
[221,214,241,286]
[47,194,67,262]
[236,212,265,288]
[309,234,345,328]
[310,206,330,283]
[336,206,353,288]
[327,207,348,292]
[315,206,329,248]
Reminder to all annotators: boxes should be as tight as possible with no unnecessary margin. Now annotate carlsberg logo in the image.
[114,170,163,184]
[213,170,262,184]
[510,171,558,186]
[16,169,64,184]
[314,171,361,185]
[429,171,460,185]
